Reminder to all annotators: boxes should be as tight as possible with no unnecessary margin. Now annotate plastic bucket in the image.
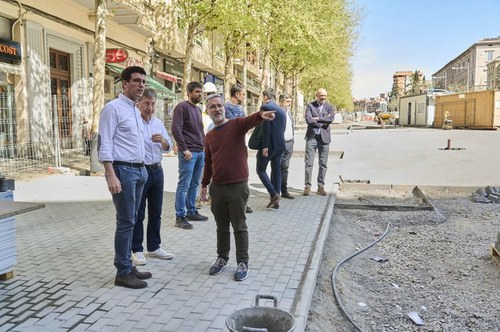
[226,295,295,332]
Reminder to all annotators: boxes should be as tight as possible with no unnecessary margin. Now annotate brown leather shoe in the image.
[281,191,295,199]
[115,272,147,289]
[266,193,280,208]
[317,186,327,196]
[303,187,311,196]
[132,267,152,280]
[272,202,279,209]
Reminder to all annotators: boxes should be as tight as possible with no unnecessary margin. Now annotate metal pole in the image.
[243,44,247,115]
[52,95,61,168]
[467,62,470,92]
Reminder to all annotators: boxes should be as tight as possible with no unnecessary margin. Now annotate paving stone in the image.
[1,170,332,332]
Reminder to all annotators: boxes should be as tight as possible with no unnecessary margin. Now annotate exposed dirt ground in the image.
[306,186,500,332]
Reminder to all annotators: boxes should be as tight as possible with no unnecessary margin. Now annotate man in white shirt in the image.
[131,89,174,266]
[98,66,151,289]
[279,93,295,199]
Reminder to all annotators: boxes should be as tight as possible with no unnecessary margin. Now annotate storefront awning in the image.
[155,70,182,83]
[105,64,176,99]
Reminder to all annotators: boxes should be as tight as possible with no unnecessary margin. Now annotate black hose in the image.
[331,222,392,332]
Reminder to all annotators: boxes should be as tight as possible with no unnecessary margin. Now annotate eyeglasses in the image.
[130,78,146,84]
[207,104,224,110]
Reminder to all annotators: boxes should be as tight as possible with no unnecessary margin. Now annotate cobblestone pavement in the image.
[0,189,334,331]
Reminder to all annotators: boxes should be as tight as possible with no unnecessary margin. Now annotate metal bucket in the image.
[226,295,295,332]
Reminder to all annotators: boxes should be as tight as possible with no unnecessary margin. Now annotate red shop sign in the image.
[105,49,128,63]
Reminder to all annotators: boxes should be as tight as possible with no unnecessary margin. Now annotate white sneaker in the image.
[146,248,174,260]
[131,252,147,266]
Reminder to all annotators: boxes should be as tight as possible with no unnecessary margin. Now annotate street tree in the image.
[174,0,216,96]
[90,0,107,172]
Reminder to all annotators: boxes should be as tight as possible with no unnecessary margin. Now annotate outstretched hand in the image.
[261,110,276,121]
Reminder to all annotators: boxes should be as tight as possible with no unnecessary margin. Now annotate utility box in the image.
[434,90,500,129]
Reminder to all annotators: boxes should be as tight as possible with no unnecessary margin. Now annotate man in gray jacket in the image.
[303,88,335,196]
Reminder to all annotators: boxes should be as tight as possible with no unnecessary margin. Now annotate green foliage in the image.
[152,0,358,109]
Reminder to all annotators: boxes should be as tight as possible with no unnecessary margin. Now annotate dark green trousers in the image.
[209,182,249,264]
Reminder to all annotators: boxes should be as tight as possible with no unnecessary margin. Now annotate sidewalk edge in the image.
[292,183,338,331]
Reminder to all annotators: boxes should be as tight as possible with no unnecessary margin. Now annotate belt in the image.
[145,162,162,170]
[113,161,144,168]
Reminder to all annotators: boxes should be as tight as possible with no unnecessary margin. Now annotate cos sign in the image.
[105,49,128,63]
[0,40,21,63]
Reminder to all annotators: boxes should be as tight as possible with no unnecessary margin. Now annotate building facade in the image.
[0,0,262,176]
[432,37,500,93]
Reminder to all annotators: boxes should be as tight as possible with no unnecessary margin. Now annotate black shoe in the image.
[186,212,209,221]
[246,206,253,214]
[115,272,147,289]
[282,191,295,199]
[266,193,280,208]
[175,217,193,229]
[272,202,279,209]
[132,267,152,280]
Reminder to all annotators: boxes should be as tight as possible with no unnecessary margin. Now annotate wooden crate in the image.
[0,271,14,281]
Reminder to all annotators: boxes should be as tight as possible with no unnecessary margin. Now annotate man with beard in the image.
[200,94,276,281]
[171,81,208,230]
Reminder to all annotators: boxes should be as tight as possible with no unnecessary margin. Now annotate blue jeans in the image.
[256,149,284,196]
[133,166,164,253]
[175,151,205,218]
[112,165,148,277]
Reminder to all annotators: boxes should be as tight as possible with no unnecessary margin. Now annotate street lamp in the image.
[431,72,447,90]
[451,62,470,92]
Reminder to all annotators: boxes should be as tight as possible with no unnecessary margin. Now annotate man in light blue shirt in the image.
[98,66,151,289]
[224,84,246,119]
[224,84,253,213]
[131,89,174,266]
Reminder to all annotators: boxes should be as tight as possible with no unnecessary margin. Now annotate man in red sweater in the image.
[200,94,275,281]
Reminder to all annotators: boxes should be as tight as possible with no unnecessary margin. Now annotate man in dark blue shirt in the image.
[256,88,286,209]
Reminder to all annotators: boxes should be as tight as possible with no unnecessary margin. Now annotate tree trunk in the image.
[182,24,196,98]
[224,53,234,100]
[90,0,107,172]
[257,48,270,110]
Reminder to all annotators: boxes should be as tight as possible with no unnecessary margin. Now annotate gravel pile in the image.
[306,189,499,332]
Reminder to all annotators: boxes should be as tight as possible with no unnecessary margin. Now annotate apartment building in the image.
[391,70,424,96]
[432,37,500,93]
[0,0,261,175]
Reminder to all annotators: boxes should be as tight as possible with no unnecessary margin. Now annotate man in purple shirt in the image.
[171,81,208,229]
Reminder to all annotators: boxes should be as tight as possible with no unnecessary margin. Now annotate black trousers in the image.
[209,181,249,264]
